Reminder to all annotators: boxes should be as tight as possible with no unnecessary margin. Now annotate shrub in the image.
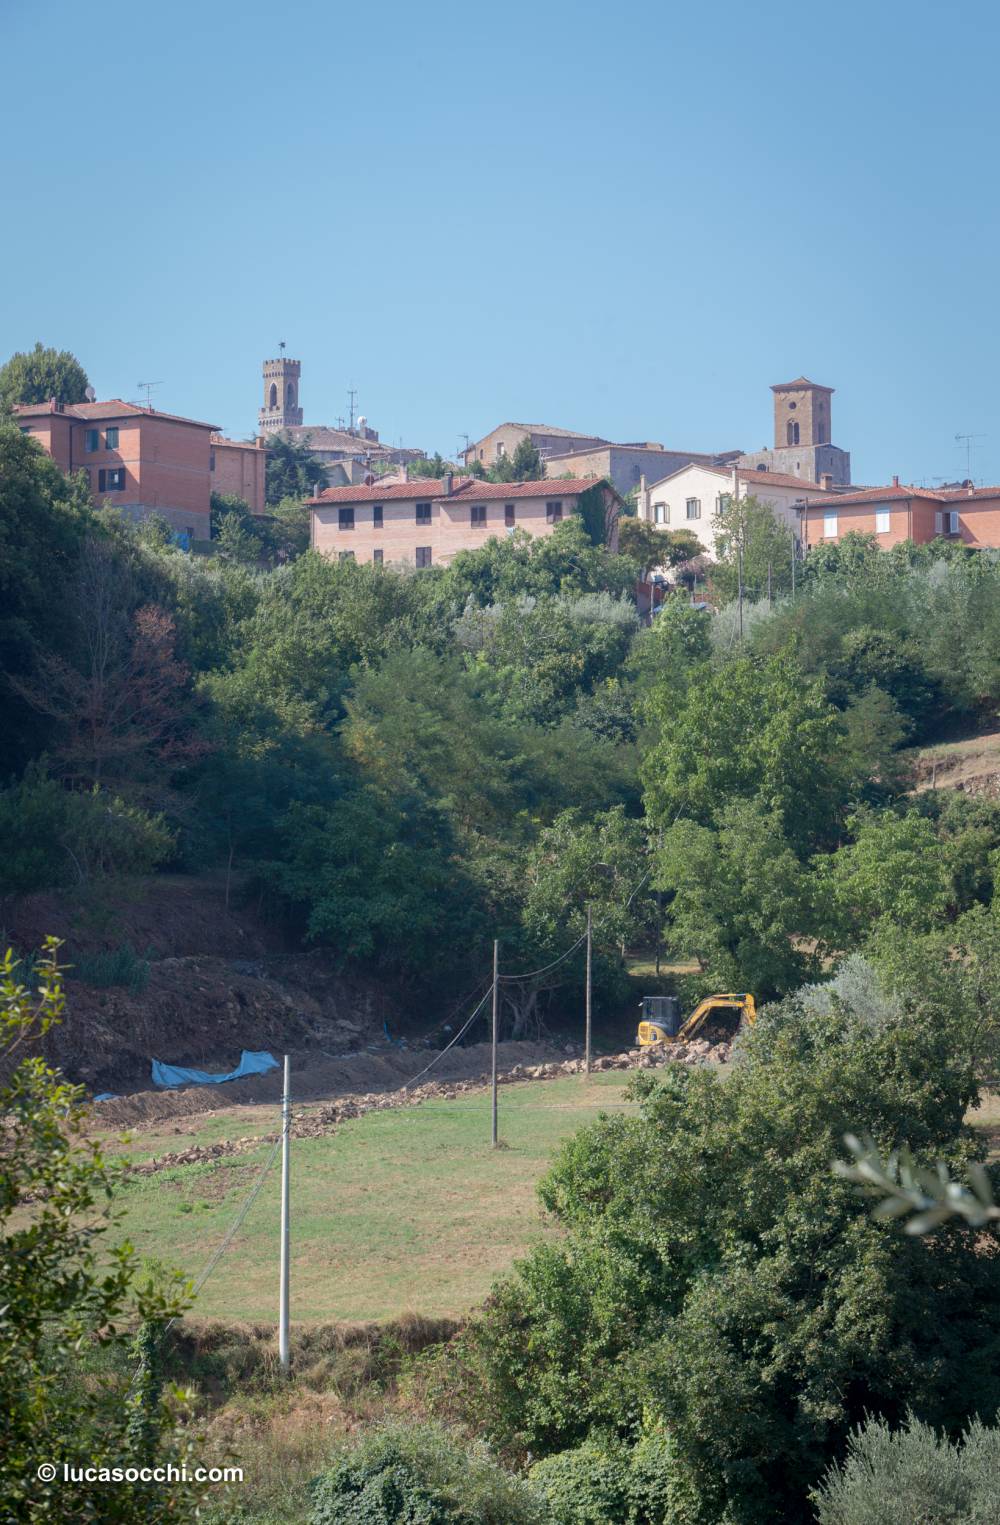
[812,1414,1000,1524]
[0,767,173,893]
[310,1421,544,1524]
[74,942,152,994]
[528,1437,633,1523]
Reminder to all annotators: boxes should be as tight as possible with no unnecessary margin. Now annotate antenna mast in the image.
[955,431,986,481]
[136,381,162,410]
[347,387,358,434]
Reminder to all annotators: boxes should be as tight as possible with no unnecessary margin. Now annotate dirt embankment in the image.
[2,876,405,1094]
[909,730,1000,798]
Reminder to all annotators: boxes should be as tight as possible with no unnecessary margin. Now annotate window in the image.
[787,420,800,446]
[85,428,100,452]
[268,383,277,408]
[823,512,838,539]
[632,463,641,480]
[654,502,668,524]
[416,502,431,525]
[949,510,960,535]
[106,426,119,449]
[372,548,384,565]
[875,508,890,534]
[338,507,355,530]
[98,467,125,492]
[505,503,515,527]
[339,550,355,562]
[373,505,383,528]
[546,501,563,524]
[470,504,487,526]
[685,498,701,520]
[717,493,732,513]
[496,442,506,459]
[935,510,943,535]
[415,546,432,568]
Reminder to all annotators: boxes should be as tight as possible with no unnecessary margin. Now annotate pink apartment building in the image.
[15,397,219,538]
[800,479,1000,550]
[309,474,621,567]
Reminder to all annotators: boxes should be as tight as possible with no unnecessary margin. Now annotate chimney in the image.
[443,471,453,496]
[892,474,899,488]
[820,473,833,492]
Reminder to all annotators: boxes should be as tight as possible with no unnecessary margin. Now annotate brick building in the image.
[738,378,851,486]
[309,475,621,568]
[800,480,1000,549]
[210,435,267,515]
[15,398,217,538]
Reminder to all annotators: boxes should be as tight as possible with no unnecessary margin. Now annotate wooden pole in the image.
[491,940,499,1147]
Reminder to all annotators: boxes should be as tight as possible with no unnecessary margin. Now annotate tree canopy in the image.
[0,342,90,412]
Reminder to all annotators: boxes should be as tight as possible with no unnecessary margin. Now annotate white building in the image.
[634,462,831,559]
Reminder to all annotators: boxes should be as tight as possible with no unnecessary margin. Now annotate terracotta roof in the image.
[309,476,614,507]
[645,461,829,494]
[800,484,944,508]
[770,377,834,393]
[938,486,1000,501]
[13,398,219,430]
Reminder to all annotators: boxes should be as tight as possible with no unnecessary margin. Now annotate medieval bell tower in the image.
[259,351,304,433]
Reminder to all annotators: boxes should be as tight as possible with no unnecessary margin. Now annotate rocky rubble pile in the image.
[126,1038,731,1180]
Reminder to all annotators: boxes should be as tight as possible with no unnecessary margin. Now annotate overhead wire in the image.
[498,931,588,983]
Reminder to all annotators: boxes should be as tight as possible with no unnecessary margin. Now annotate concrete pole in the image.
[491,940,499,1148]
[584,906,593,1076]
[278,1054,290,1373]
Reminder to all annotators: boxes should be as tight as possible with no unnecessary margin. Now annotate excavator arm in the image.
[676,993,756,1043]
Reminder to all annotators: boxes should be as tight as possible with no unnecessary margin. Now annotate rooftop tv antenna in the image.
[136,381,162,410]
[347,386,357,433]
[955,432,986,480]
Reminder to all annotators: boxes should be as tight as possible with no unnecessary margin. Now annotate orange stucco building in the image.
[308,475,621,568]
[15,397,219,538]
[800,480,1000,551]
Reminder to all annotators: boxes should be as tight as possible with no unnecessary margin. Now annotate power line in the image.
[402,985,494,1090]
[498,932,588,983]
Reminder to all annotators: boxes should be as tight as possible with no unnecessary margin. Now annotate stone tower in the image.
[737,376,850,486]
[259,354,303,434]
[772,377,833,449]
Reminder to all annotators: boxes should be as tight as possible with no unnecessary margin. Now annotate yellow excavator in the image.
[636,992,756,1047]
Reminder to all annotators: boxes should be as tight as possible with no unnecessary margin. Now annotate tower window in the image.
[787,421,800,446]
[286,382,295,407]
[268,383,277,408]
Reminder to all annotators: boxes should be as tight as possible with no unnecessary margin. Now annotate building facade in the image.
[545,442,731,499]
[309,475,620,567]
[210,435,267,514]
[636,462,829,556]
[800,481,1000,549]
[15,398,217,538]
[738,377,851,486]
[464,422,609,468]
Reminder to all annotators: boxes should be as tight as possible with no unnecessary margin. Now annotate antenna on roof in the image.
[955,432,986,482]
[347,386,357,433]
[137,381,162,410]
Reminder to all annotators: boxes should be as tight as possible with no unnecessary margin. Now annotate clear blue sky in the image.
[3,0,999,485]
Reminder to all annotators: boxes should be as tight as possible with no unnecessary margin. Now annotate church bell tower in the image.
[259,351,303,433]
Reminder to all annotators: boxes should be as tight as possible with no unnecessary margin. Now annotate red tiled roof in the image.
[938,487,1000,501]
[770,377,834,392]
[801,484,943,508]
[646,461,829,494]
[309,476,614,506]
[13,398,219,430]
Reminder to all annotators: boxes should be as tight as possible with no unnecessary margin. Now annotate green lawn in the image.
[112,1072,636,1322]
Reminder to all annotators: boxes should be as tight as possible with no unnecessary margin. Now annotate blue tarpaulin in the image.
[151,1050,280,1089]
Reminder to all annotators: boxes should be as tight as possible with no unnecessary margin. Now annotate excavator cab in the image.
[637,992,756,1047]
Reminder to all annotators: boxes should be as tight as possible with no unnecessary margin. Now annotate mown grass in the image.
[111,1072,637,1323]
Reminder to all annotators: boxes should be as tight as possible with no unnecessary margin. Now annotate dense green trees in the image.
[0,342,90,411]
[264,431,329,505]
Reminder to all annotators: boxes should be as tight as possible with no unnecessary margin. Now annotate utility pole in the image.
[733,465,743,643]
[584,906,593,1076]
[278,1055,290,1373]
[791,537,797,598]
[491,940,499,1147]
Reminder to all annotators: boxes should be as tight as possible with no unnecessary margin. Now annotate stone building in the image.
[738,377,851,486]
[544,441,733,499]
[464,421,609,469]
[256,355,424,473]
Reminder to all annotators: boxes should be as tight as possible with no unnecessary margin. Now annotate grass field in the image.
[111,1072,637,1323]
